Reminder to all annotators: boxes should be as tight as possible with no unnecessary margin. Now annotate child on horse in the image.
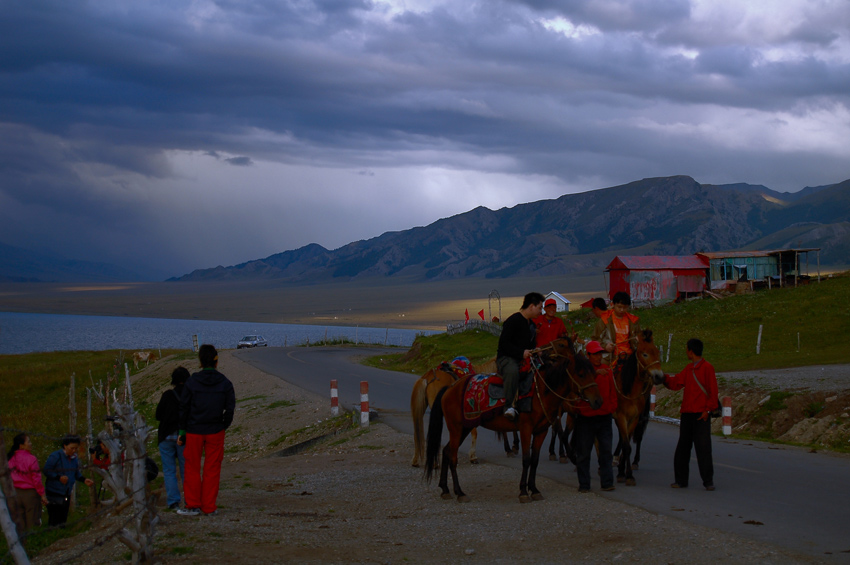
[595,291,641,365]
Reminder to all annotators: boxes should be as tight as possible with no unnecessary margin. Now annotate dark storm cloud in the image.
[0,0,848,276]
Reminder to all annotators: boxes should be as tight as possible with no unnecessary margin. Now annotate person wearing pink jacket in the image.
[7,434,48,537]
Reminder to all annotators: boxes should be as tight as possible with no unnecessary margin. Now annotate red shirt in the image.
[577,364,618,417]
[664,358,719,413]
[533,315,567,347]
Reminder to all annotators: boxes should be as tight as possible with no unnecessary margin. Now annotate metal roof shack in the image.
[605,255,708,306]
[696,248,821,291]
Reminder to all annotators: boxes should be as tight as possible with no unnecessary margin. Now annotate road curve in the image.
[236,346,850,559]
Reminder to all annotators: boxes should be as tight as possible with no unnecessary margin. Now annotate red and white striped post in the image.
[360,381,369,427]
[649,385,657,418]
[722,396,732,436]
[330,379,339,416]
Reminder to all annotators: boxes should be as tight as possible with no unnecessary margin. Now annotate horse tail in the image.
[410,374,429,466]
[424,386,448,482]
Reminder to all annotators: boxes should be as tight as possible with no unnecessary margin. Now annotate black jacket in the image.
[497,312,536,361]
[179,369,236,435]
[156,384,184,444]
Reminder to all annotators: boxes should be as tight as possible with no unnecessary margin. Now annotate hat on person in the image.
[585,341,604,354]
[544,298,557,307]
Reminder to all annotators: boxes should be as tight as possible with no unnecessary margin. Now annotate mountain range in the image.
[172,175,850,283]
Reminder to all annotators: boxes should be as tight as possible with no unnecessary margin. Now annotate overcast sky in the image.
[1,0,848,279]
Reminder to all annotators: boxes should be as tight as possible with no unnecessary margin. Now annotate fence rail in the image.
[445,320,502,337]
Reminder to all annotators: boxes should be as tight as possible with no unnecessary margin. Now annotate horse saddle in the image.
[461,372,533,425]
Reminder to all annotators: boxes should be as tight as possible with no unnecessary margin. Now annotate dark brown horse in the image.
[425,339,601,502]
[612,329,663,486]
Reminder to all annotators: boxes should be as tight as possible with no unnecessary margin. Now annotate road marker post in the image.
[650,385,657,417]
[330,380,339,416]
[722,396,732,436]
[360,381,369,427]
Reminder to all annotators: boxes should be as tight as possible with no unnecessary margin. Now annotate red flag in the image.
[478,309,485,320]
[464,308,469,323]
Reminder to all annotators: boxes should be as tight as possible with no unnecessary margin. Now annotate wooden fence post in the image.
[69,373,77,512]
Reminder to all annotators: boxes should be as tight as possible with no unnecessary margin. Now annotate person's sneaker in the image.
[601,485,616,492]
[167,502,180,510]
[177,507,201,516]
[704,484,716,491]
[578,487,590,493]
[504,407,518,421]
[203,510,218,516]
[670,482,686,489]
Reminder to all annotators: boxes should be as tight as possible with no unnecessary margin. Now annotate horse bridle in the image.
[531,351,599,424]
[613,352,661,397]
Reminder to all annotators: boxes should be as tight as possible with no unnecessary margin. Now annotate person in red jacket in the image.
[574,341,618,492]
[533,298,568,347]
[663,338,718,491]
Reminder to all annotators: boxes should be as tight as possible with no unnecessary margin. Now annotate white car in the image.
[237,335,268,349]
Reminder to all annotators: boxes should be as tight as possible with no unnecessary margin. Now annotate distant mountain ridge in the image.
[172,176,849,283]
[0,242,145,283]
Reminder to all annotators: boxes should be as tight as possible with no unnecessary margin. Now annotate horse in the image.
[425,338,601,503]
[547,406,576,464]
[611,329,664,486]
[410,358,519,467]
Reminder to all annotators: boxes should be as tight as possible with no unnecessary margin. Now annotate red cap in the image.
[585,341,604,354]
[544,298,557,307]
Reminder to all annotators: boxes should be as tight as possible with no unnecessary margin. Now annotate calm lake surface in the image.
[0,312,438,355]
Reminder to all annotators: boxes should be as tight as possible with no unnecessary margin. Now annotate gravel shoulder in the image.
[34,352,829,564]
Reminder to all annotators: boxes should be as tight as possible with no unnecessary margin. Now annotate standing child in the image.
[7,434,48,537]
[43,435,94,526]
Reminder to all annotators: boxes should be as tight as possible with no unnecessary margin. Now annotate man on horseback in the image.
[663,338,718,491]
[595,292,641,365]
[533,298,570,347]
[575,340,617,492]
[497,292,544,421]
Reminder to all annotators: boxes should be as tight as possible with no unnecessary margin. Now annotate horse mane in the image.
[620,351,639,393]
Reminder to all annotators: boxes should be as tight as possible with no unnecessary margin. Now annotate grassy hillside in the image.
[372,272,850,375]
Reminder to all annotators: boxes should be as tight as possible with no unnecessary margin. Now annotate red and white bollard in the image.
[360,381,369,427]
[649,385,657,418]
[722,396,732,436]
[330,379,339,416]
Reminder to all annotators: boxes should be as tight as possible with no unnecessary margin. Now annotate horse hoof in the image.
[617,476,625,483]
[411,463,420,468]
[512,447,519,455]
[531,493,544,501]
[549,454,557,461]
[458,495,471,503]
[626,478,636,486]
[470,458,479,465]
[559,457,568,464]
[632,463,639,470]
[519,495,531,504]
[506,452,516,458]
[441,492,453,500]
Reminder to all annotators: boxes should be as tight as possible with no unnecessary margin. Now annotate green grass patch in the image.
[237,394,269,403]
[268,400,297,410]
[357,444,383,450]
[804,402,825,418]
[754,391,795,420]
[170,546,195,555]
[362,328,498,374]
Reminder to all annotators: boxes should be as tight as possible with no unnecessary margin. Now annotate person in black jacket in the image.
[156,366,190,510]
[497,292,544,421]
[177,345,235,516]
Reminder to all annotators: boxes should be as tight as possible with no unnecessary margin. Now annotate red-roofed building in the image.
[605,255,708,306]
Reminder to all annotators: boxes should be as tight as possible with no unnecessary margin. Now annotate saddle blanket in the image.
[462,372,533,426]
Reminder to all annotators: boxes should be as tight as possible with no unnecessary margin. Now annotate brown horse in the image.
[612,329,663,486]
[425,339,601,502]
[411,365,479,467]
[410,358,518,467]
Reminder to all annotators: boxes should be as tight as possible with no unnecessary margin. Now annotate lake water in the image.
[0,311,438,355]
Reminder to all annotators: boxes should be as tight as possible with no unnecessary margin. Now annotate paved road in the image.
[237,346,850,560]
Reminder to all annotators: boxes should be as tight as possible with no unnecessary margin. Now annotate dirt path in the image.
[34,352,827,564]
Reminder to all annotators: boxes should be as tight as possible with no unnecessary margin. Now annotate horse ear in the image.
[643,329,653,342]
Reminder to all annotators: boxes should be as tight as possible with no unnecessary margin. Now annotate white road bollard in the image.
[330,380,339,416]
[649,385,657,418]
[722,396,732,436]
[360,381,369,427]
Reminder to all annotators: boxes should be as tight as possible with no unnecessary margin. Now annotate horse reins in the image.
[530,352,598,424]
